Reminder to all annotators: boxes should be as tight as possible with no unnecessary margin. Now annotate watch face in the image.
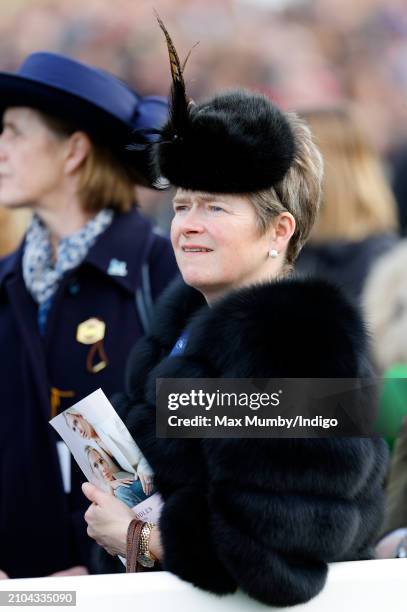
[138,554,155,568]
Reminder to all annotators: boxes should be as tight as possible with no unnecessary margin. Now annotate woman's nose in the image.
[180,209,205,234]
[0,143,8,162]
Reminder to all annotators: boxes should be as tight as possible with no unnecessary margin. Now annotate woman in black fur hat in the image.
[83,21,388,606]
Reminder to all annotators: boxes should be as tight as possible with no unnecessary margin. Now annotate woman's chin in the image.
[181,271,215,291]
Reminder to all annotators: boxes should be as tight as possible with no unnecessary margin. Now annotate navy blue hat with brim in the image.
[0,52,168,186]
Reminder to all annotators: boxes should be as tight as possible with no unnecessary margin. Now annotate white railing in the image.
[0,560,405,611]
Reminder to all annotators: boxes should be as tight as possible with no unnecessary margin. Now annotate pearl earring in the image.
[269,249,278,258]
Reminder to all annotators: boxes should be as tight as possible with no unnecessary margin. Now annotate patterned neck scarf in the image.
[23,209,114,305]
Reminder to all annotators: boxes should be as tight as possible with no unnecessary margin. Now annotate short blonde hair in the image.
[85,445,118,480]
[0,208,31,257]
[301,107,398,242]
[249,112,324,265]
[40,112,137,214]
[77,145,136,214]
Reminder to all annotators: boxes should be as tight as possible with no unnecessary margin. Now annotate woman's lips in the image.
[181,245,213,253]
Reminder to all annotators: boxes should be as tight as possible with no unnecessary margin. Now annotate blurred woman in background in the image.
[296,106,399,301]
[0,51,178,579]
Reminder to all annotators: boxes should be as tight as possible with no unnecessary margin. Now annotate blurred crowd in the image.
[1,0,407,236]
[0,0,406,151]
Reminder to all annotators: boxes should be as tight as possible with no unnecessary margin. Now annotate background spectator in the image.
[296,106,399,301]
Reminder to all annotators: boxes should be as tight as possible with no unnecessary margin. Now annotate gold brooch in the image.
[76,318,106,345]
[76,318,108,373]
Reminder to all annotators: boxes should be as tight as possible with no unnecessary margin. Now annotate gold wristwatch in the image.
[137,522,156,568]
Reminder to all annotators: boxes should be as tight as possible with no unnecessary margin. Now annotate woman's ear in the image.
[64,131,92,175]
[269,211,296,254]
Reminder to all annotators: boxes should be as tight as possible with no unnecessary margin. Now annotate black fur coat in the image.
[121,277,388,607]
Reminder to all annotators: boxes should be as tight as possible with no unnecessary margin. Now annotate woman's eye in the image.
[174,205,188,213]
[209,205,224,212]
[1,125,18,137]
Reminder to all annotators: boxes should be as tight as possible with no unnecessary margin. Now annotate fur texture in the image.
[153,89,295,193]
[122,278,388,607]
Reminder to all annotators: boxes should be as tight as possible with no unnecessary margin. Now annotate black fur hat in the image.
[150,17,295,193]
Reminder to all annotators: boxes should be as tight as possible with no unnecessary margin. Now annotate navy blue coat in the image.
[0,208,178,578]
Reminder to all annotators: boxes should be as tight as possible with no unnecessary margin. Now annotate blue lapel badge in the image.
[107,258,128,277]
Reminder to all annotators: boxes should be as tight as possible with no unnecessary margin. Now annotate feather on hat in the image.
[150,16,296,193]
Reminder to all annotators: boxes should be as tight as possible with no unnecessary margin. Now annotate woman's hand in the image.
[82,482,135,557]
[375,528,407,558]
[137,470,154,496]
[0,570,9,580]
[110,478,134,490]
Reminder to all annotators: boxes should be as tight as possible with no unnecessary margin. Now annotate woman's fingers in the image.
[82,482,107,504]
[138,473,152,495]
[375,528,407,558]
[139,475,147,494]
[111,479,132,490]
[143,481,153,496]
[83,488,135,557]
[0,570,9,580]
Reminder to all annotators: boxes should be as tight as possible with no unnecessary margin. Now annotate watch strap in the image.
[126,518,145,573]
